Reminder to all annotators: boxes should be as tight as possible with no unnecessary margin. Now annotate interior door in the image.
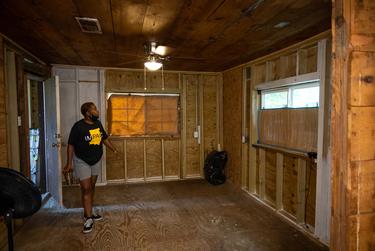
[44,76,63,204]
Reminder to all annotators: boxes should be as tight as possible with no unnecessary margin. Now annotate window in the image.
[262,89,288,109]
[261,82,319,109]
[107,93,180,136]
[290,84,319,108]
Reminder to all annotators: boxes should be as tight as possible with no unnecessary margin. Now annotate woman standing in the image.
[63,102,117,233]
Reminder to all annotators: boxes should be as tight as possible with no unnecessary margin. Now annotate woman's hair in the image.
[81,102,95,117]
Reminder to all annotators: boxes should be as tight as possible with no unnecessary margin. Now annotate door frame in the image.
[44,76,63,204]
[27,73,47,192]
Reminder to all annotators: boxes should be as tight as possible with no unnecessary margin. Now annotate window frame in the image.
[261,87,289,109]
[106,92,181,138]
[289,82,320,108]
[261,81,320,110]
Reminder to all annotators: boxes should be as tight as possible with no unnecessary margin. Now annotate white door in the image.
[44,76,63,205]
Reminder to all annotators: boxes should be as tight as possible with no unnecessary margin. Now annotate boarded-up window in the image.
[108,94,180,136]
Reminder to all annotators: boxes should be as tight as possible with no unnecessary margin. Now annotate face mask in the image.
[90,114,99,121]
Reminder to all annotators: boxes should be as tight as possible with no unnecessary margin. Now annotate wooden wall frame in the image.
[246,33,331,244]
[55,67,223,185]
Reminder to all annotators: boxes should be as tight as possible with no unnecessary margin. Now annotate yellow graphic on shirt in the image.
[89,128,102,145]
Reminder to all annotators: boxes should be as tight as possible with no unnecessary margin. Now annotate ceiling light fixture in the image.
[144,55,163,71]
[274,21,290,29]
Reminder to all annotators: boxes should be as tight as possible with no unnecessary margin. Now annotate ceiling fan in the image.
[143,42,171,71]
[106,41,205,70]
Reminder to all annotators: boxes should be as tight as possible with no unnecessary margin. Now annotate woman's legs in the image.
[80,177,93,218]
[91,175,98,203]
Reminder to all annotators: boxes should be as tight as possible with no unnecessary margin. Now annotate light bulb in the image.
[144,60,162,71]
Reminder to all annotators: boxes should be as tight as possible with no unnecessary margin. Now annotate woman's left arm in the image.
[103,139,118,153]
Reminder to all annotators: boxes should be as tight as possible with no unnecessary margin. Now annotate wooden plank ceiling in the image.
[0,0,331,71]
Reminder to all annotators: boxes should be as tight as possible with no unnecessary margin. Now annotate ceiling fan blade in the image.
[154,45,175,56]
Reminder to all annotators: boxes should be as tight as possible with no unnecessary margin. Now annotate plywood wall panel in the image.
[126,139,144,179]
[164,139,180,177]
[351,0,375,52]
[349,160,375,216]
[265,150,277,206]
[106,70,180,92]
[146,71,163,89]
[184,75,200,177]
[281,53,297,78]
[299,45,318,75]
[268,58,282,81]
[106,139,125,180]
[104,69,220,182]
[105,70,144,91]
[253,63,266,86]
[305,160,316,227]
[283,155,298,217]
[354,214,375,251]
[145,139,162,178]
[164,73,180,90]
[351,107,375,161]
[350,52,375,106]
[259,108,318,152]
[223,67,242,187]
[202,75,218,156]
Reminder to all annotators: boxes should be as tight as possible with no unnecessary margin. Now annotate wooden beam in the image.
[181,75,187,178]
[276,152,284,210]
[161,139,165,179]
[199,75,204,178]
[315,38,331,244]
[249,68,259,193]
[124,139,127,181]
[259,148,266,199]
[297,158,307,224]
[331,0,375,250]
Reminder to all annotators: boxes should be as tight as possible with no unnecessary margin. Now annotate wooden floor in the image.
[6,180,327,251]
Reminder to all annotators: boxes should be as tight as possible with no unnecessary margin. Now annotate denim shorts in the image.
[73,154,102,181]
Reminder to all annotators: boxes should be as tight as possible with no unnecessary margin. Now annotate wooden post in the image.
[259,148,266,199]
[124,139,127,181]
[241,67,249,189]
[331,0,375,250]
[161,139,165,179]
[181,75,187,178]
[297,158,306,224]
[315,38,330,244]
[199,75,204,178]
[143,139,146,181]
[276,152,284,210]
[249,69,259,193]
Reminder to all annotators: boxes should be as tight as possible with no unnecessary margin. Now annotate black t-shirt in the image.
[68,119,108,165]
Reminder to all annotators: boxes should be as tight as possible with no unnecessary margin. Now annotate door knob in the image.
[52,143,61,147]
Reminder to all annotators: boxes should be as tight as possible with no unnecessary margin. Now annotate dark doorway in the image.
[27,77,46,192]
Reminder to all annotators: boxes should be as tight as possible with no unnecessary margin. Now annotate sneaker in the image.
[92,213,103,221]
[83,218,94,234]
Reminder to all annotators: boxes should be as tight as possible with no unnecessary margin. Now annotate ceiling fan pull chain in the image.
[144,66,147,90]
[162,64,165,90]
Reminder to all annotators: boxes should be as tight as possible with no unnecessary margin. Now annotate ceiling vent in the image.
[75,17,102,34]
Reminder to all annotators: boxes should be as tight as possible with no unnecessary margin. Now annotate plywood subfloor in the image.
[6,180,327,251]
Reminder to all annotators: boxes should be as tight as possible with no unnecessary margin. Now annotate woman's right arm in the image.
[63,144,74,173]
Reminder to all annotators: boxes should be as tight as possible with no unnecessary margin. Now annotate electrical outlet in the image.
[193,131,199,138]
